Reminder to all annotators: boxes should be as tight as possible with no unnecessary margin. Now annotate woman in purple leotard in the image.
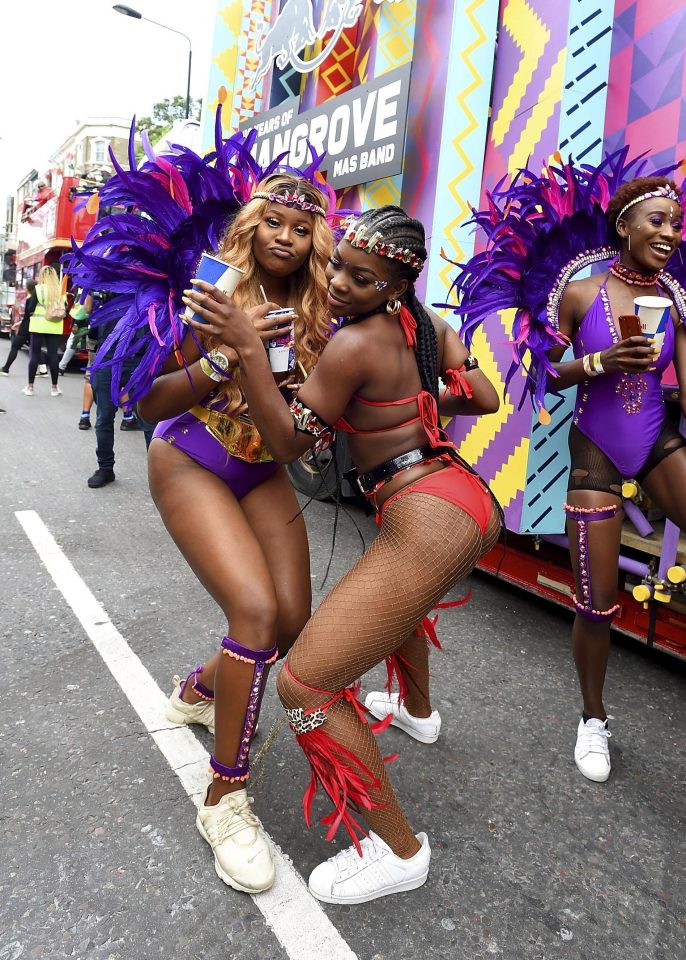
[137,173,335,892]
[551,176,686,783]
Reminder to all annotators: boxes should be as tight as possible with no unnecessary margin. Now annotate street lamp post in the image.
[112,5,193,119]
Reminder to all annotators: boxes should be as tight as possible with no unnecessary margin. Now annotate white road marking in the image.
[16,509,358,960]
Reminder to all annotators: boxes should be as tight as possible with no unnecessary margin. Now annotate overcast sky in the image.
[0,0,218,207]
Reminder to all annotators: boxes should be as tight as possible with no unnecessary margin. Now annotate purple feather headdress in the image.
[439,148,686,422]
[62,106,347,406]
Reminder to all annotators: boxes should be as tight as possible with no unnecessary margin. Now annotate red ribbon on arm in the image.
[443,367,473,399]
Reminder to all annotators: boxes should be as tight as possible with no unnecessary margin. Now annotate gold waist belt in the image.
[190,405,273,464]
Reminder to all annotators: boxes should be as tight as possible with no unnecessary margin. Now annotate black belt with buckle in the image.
[353,445,442,496]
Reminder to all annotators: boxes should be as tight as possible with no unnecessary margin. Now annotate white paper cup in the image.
[184,254,245,323]
[265,308,295,372]
[633,295,672,353]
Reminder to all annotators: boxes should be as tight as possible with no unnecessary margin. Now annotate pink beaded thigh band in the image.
[181,666,214,702]
[208,636,278,783]
[564,503,621,623]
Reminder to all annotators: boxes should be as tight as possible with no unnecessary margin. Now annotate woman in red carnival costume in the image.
[182,204,503,904]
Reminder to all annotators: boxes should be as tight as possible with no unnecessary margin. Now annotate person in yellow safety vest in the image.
[22,265,67,397]
[57,289,97,429]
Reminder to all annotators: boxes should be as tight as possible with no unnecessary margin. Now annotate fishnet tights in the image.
[392,629,432,716]
[277,492,501,858]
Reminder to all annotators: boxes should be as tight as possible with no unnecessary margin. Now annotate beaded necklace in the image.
[609,260,660,287]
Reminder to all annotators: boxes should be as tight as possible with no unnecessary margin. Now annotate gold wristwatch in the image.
[200,349,232,381]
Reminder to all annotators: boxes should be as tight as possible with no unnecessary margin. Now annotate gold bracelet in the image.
[592,351,605,375]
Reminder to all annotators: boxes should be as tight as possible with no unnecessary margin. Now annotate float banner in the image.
[239,63,412,190]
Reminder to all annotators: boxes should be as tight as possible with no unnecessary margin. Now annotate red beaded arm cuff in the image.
[289,397,335,454]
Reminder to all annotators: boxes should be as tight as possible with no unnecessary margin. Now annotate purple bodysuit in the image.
[572,284,675,478]
[152,409,279,499]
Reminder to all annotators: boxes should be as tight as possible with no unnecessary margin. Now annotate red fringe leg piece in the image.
[384,651,413,703]
[417,591,473,650]
[383,592,474,704]
[295,727,385,854]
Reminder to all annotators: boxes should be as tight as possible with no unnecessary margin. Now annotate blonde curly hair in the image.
[205,173,333,413]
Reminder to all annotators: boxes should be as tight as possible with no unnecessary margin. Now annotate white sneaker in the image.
[364,691,441,744]
[165,675,215,735]
[309,830,431,904]
[574,717,611,782]
[51,386,63,397]
[21,385,34,395]
[196,787,275,893]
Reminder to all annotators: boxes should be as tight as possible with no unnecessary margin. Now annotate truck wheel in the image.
[287,446,339,501]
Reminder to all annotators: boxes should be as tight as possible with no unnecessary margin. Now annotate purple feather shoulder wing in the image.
[437,149,686,420]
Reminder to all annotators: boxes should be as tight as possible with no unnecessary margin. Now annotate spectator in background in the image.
[1,280,35,376]
[59,290,96,430]
[87,293,154,488]
[22,265,66,396]
[59,289,92,374]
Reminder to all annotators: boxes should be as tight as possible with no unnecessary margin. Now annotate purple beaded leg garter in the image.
[180,666,214,702]
[209,636,278,783]
[564,503,621,623]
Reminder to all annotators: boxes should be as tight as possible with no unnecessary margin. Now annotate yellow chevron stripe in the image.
[489,437,530,509]
[457,324,513,466]
[491,0,549,148]
[510,47,566,170]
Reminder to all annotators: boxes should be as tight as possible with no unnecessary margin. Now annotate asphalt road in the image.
[1,366,685,960]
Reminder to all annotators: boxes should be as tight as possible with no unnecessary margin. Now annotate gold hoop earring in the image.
[628,233,631,252]
[386,298,402,314]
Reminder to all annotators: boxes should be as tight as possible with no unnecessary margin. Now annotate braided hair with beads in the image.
[341,206,439,402]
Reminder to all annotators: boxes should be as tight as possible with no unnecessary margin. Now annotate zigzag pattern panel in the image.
[446,0,571,527]
[520,0,614,535]
[422,0,499,318]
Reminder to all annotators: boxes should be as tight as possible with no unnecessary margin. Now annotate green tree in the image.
[136,96,202,143]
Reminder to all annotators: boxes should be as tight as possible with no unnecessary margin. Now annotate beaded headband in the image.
[250,190,326,216]
[616,185,682,224]
[342,216,425,273]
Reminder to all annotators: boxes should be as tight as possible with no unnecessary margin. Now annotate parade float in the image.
[202,0,686,657]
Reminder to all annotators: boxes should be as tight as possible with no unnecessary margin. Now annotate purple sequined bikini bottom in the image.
[151,410,279,500]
